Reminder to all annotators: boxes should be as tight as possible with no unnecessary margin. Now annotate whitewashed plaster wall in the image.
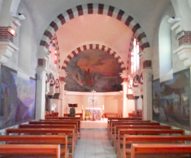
[1,1,37,78]
[137,98,142,110]
[104,95,122,114]
[65,94,122,114]
[152,4,187,80]
[17,2,38,78]
[0,0,3,13]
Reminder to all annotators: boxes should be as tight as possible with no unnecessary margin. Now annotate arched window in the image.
[131,38,140,74]
[159,15,173,82]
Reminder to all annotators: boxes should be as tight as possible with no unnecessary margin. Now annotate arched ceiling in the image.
[56,14,132,66]
[21,0,172,77]
[22,0,171,45]
[22,0,171,40]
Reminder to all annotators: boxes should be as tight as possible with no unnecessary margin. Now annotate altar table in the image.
[85,108,102,120]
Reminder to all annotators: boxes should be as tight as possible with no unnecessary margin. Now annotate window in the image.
[159,15,173,82]
[131,38,140,74]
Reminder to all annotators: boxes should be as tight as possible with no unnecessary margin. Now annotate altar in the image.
[85,108,102,121]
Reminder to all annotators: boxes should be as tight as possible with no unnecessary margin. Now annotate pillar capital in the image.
[143,60,152,69]
[0,40,18,64]
[173,44,191,68]
[36,57,49,72]
[120,70,128,79]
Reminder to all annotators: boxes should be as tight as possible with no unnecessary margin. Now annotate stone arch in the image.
[40,3,150,52]
[61,44,126,75]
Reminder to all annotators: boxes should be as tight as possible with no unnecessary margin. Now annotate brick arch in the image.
[61,44,126,72]
[40,3,150,51]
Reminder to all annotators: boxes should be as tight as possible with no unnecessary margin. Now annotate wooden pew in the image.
[63,113,83,120]
[29,120,80,139]
[36,119,81,138]
[108,121,160,139]
[131,143,191,158]
[108,120,150,135]
[19,124,77,137]
[107,117,142,128]
[109,120,151,135]
[46,118,81,136]
[112,125,171,147]
[0,135,68,158]
[103,113,121,118]
[117,128,185,157]
[108,117,142,123]
[107,117,142,132]
[6,128,75,158]
[19,124,78,145]
[121,135,191,158]
[0,144,60,158]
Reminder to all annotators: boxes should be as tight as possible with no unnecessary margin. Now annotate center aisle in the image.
[74,120,117,158]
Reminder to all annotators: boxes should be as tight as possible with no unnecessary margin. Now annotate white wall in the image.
[137,97,142,110]
[0,0,3,13]
[62,93,123,117]
[152,4,187,80]
[50,99,61,116]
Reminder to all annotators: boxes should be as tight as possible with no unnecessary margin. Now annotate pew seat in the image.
[111,125,171,147]
[6,128,75,158]
[120,135,191,158]
[131,143,191,158]
[0,135,68,158]
[0,144,60,158]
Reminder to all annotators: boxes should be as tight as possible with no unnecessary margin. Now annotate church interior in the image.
[0,0,191,157]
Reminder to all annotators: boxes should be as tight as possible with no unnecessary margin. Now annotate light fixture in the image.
[8,27,16,36]
[168,16,181,24]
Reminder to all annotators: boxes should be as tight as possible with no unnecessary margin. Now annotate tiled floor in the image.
[74,119,117,158]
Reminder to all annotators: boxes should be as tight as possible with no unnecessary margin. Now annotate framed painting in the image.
[152,69,190,129]
[65,49,123,92]
[0,65,36,129]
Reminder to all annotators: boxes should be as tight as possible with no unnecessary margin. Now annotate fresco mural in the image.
[65,49,123,92]
[152,69,190,128]
[0,66,36,129]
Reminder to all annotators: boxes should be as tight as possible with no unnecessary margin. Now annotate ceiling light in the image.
[8,27,16,36]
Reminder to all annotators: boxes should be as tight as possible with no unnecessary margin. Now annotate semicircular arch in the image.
[61,44,126,76]
[39,3,150,53]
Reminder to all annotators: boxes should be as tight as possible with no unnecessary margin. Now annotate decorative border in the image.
[61,44,126,71]
[143,60,152,69]
[40,3,150,51]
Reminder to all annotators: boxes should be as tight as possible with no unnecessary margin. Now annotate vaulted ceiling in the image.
[21,0,171,74]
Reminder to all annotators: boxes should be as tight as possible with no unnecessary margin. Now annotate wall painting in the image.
[65,49,123,92]
[152,69,190,129]
[0,66,36,129]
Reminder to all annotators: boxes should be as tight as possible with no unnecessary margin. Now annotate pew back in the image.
[0,135,68,158]
[0,144,60,158]
[131,143,191,158]
[122,135,191,158]
[6,128,75,158]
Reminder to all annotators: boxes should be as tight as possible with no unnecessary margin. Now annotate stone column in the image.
[59,77,66,117]
[134,96,139,115]
[122,78,128,117]
[36,58,47,120]
[142,60,152,120]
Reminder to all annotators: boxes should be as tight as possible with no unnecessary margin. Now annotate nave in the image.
[1,117,191,158]
[74,120,117,158]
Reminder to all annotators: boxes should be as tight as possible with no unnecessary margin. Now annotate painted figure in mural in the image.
[84,68,93,87]
[3,87,9,121]
[70,105,75,117]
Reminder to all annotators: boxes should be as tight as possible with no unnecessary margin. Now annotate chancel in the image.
[1,0,191,158]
